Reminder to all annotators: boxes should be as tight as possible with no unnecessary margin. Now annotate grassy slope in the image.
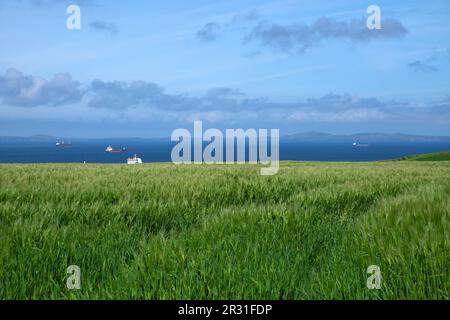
[0,161,448,299]
[403,151,450,161]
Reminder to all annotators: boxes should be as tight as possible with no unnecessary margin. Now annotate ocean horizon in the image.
[1,140,449,163]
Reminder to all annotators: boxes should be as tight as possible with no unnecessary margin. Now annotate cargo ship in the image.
[105,145,126,153]
[352,142,369,147]
[55,141,72,147]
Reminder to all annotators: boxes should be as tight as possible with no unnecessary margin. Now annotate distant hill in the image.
[282,132,450,143]
[0,135,62,143]
[1,132,450,143]
[0,135,168,143]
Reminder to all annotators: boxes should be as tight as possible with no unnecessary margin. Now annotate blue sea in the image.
[0,140,449,163]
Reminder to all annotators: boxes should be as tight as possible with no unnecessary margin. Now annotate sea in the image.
[0,140,449,163]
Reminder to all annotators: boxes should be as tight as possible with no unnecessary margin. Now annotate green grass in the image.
[0,161,449,299]
[402,151,450,161]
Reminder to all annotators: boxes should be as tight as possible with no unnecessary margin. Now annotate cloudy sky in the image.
[0,0,449,137]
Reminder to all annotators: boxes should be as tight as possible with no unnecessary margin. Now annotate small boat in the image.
[105,145,126,153]
[56,141,72,147]
[352,142,369,147]
[127,154,143,164]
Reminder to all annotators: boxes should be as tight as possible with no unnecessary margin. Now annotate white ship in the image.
[55,141,72,147]
[127,154,143,164]
[352,142,369,147]
[105,145,126,153]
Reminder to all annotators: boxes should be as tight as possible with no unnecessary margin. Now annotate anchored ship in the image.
[55,141,72,147]
[352,142,369,147]
[105,145,126,153]
[127,154,143,164]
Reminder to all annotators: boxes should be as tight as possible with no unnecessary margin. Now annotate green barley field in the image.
[0,159,449,299]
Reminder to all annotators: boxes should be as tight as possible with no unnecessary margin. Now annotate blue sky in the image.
[0,0,449,137]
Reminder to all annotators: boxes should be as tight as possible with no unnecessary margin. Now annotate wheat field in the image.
[0,160,448,299]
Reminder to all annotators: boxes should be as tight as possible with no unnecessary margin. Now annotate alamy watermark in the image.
[64,4,380,32]
[366,265,382,289]
[171,121,279,175]
[66,265,81,290]
[366,5,381,30]
[66,5,81,30]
